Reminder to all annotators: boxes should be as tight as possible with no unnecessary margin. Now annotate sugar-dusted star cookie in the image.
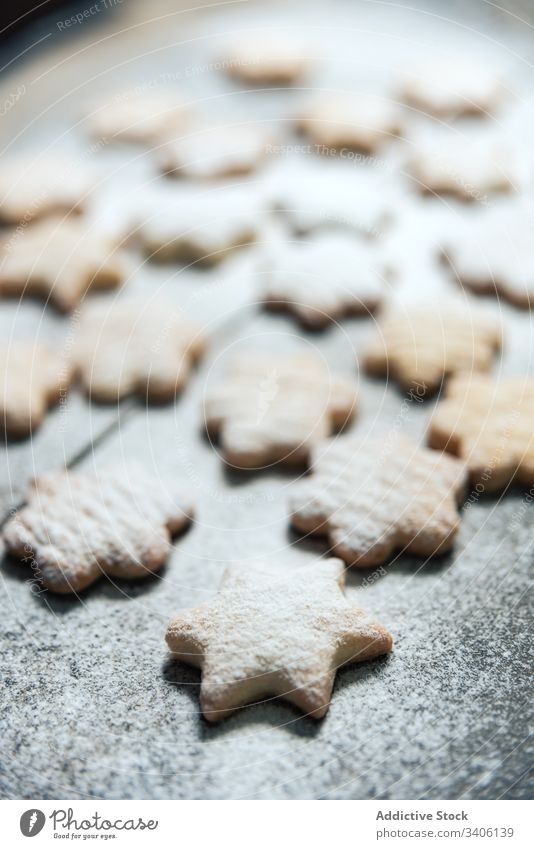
[0,157,91,225]
[204,352,357,469]
[0,217,126,312]
[223,34,312,85]
[297,94,403,152]
[443,207,534,308]
[166,557,392,721]
[0,342,74,437]
[3,465,194,594]
[73,297,206,402]
[428,374,534,491]
[364,302,502,394]
[159,123,268,180]
[400,57,503,117]
[290,435,466,566]
[261,232,386,328]
[272,162,392,237]
[139,186,259,264]
[408,139,517,201]
[87,89,191,144]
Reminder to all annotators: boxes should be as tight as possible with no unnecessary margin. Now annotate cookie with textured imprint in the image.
[73,297,206,402]
[0,217,126,312]
[166,557,392,721]
[443,207,534,308]
[3,465,194,594]
[159,123,268,179]
[408,139,517,200]
[140,186,259,264]
[297,94,403,152]
[290,435,466,566]
[272,162,393,237]
[400,57,502,117]
[204,352,357,469]
[428,374,534,491]
[364,303,502,394]
[0,157,91,225]
[261,232,386,328]
[0,342,74,437]
[87,90,191,144]
[223,35,312,84]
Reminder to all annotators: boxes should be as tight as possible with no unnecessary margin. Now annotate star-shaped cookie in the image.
[159,124,268,180]
[400,57,502,117]
[222,35,312,84]
[204,352,357,468]
[272,162,392,237]
[428,374,534,491]
[73,298,206,402]
[0,217,126,312]
[290,435,466,566]
[0,157,91,225]
[408,139,516,200]
[140,186,259,264]
[364,303,502,394]
[3,465,194,594]
[166,557,393,721]
[87,89,191,144]
[261,233,386,328]
[443,208,534,308]
[297,94,403,153]
[0,342,74,437]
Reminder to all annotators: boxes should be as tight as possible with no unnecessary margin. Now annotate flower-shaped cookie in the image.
[0,342,74,437]
[74,298,206,402]
[364,304,502,394]
[166,557,392,721]
[262,233,386,328]
[428,374,534,492]
[139,186,259,264]
[444,208,534,308]
[297,94,403,152]
[159,124,268,180]
[0,217,126,312]
[290,435,466,566]
[223,35,312,84]
[3,465,194,594]
[87,90,191,144]
[0,157,91,225]
[400,57,502,117]
[204,352,357,468]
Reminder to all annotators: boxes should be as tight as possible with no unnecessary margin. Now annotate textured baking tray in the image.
[0,0,532,799]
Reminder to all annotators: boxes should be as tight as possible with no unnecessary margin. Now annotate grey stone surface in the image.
[0,0,533,801]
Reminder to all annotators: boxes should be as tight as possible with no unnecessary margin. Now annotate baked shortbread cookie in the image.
[0,343,74,437]
[401,57,502,117]
[0,217,125,312]
[3,465,194,594]
[87,90,191,144]
[428,374,534,491]
[0,157,91,225]
[74,298,206,402]
[223,35,312,84]
[166,557,392,721]
[443,208,534,308]
[273,164,392,237]
[140,187,259,264]
[408,140,517,200]
[364,303,502,393]
[159,124,268,179]
[262,233,385,328]
[297,94,403,152]
[204,353,357,468]
[290,435,466,566]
